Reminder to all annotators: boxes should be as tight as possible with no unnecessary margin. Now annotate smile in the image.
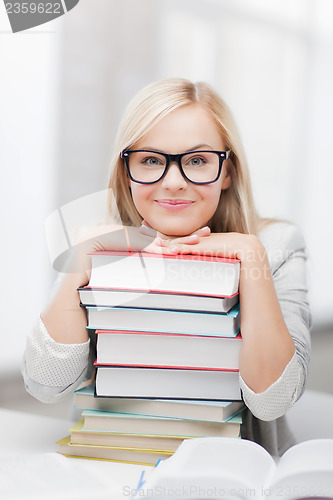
[155,199,195,211]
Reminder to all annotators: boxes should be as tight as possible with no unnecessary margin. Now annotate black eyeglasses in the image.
[121,149,231,185]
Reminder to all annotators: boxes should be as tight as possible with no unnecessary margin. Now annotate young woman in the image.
[22,78,311,455]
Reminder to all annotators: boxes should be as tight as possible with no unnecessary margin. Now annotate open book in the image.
[132,437,333,499]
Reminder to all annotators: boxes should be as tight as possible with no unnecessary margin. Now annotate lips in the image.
[155,199,194,211]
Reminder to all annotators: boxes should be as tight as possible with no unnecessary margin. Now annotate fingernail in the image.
[169,246,179,253]
[188,234,198,239]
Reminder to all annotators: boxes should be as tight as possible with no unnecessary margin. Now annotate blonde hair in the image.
[108,78,260,234]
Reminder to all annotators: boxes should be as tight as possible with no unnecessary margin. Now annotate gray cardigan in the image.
[241,221,311,455]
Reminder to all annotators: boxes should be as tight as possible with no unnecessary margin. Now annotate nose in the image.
[160,162,188,190]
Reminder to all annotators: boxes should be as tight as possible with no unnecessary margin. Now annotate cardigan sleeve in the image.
[239,222,312,421]
[21,317,92,403]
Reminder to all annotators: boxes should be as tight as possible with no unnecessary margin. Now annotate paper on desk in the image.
[0,453,113,500]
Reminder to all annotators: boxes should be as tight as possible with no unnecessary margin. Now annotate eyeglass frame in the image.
[121,149,231,185]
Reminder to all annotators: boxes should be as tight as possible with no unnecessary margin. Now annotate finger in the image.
[173,234,200,245]
[139,224,157,237]
[144,242,179,255]
[155,237,171,247]
[159,245,179,255]
[192,226,211,237]
[141,220,158,235]
[156,235,199,247]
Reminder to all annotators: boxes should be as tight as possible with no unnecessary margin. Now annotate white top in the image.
[21,221,311,454]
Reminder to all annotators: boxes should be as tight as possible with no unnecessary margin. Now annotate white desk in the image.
[0,408,148,499]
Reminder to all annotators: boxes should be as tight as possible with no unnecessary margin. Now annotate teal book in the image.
[75,383,244,422]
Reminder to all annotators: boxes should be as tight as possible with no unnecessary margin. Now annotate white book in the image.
[96,330,242,370]
[95,366,241,401]
[88,251,240,297]
[69,418,188,451]
[132,437,333,499]
[81,410,241,438]
[87,304,240,337]
[78,286,239,313]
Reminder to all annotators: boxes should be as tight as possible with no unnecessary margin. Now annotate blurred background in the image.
[0,0,332,417]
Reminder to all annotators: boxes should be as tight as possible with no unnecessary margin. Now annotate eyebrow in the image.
[186,144,214,152]
[139,144,215,152]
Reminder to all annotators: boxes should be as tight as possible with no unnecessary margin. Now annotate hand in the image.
[139,220,211,249]
[151,230,264,262]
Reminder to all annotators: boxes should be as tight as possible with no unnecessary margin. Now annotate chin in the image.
[154,222,197,238]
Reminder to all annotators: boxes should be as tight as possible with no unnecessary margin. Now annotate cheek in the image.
[199,185,222,211]
[130,184,152,215]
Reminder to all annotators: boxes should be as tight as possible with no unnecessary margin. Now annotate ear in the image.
[221,163,231,190]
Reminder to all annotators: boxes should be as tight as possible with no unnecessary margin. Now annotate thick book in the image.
[74,384,244,422]
[78,286,239,313]
[88,251,240,297]
[87,304,240,337]
[95,366,241,401]
[132,437,333,499]
[69,418,190,452]
[56,435,173,465]
[81,410,241,438]
[96,330,242,370]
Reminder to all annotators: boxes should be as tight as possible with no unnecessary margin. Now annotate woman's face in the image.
[129,104,231,236]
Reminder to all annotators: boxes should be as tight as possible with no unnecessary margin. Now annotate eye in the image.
[141,156,164,166]
[186,155,206,167]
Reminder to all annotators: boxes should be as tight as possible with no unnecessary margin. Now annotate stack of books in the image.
[57,250,244,465]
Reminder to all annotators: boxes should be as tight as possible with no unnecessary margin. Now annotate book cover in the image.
[56,435,173,465]
[69,418,189,451]
[78,286,239,313]
[81,410,242,438]
[87,303,240,337]
[74,383,245,422]
[95,366,242,401]
[88,250,240,297]
[95,330,242,370]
